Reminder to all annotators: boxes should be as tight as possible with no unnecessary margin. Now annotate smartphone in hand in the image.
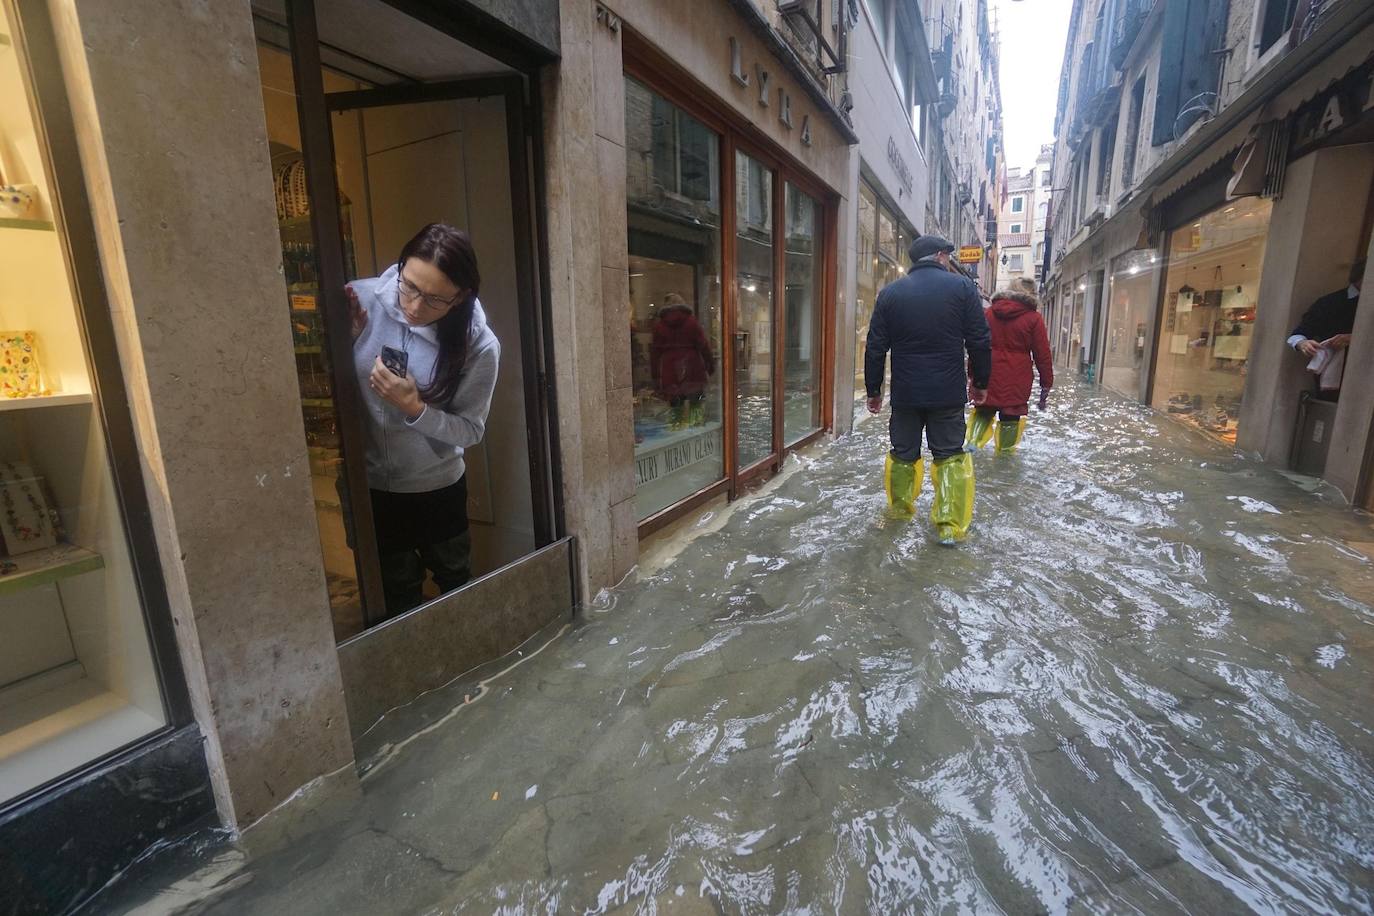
[380,345,409,379]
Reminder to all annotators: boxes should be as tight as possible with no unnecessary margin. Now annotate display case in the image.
[0,11,166,804]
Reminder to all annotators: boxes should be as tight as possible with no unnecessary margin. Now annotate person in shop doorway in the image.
[1288,259,1363,400]
[344,223,500,618]
[966,277,1054,453]
[865,235,992,544]
[651,292,715,430]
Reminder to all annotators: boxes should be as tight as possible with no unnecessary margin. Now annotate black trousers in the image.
[889,406,965,461]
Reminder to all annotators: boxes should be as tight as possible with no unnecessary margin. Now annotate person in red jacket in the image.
[651,293,716,428]
[967,279,1053,452]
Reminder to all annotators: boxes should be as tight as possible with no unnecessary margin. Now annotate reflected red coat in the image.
[651,305,715,399]
[983,292,1053,411]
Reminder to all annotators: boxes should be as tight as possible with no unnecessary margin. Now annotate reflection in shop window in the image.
[1152,198,1273,444]
[625,78,725,520]
[784,184,823,444]
[735,151,776,469]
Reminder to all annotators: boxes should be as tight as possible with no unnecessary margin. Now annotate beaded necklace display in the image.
[0,462,49,544]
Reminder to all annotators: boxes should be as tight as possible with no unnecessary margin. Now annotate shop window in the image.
[1,5,169,803]
[734,151,775,469]
[1102,249,1157,397]
[1151,198,1273,443]
[783,185,824,444]
[625,78,725,520]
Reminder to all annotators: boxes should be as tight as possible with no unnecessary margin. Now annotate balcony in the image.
[999,233,1031,247]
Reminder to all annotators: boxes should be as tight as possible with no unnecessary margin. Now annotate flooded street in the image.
[112,381,1374,915]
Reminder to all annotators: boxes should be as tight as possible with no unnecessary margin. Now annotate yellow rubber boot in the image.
[884,453,923,519]
[930,452,975,544]
[995,416,1027,453]
[965,408,996,451]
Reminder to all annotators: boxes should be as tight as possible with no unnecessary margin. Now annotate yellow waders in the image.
[930,452,975,544]
[965,408,996,451]
[884,453,923,519]
[995,416,1027,453]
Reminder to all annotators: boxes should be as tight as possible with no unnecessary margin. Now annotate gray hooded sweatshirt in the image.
[348,263,500,493]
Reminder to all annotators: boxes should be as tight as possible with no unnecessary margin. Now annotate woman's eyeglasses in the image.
[398,274,462,313]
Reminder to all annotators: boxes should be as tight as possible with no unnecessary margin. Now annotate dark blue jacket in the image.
[865,261,992,409]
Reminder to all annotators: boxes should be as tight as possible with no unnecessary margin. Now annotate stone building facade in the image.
[1044,0,1374,506]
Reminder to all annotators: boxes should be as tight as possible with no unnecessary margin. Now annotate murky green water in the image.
[110,381,1374,915]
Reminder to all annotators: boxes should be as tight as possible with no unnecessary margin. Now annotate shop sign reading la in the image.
[1290,60,1374,159]
[730,37,812,146]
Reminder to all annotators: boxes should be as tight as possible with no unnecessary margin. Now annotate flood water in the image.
[109,381,1374,915]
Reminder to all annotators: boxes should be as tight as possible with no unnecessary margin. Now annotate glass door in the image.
[733,150,776,474]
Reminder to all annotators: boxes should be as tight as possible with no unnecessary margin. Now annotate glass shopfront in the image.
[1102,249,1157,397]
[1151,197,1273,444]
[626,78,726,520]
[1,3,173,805]
[853,180,912,405]
[624,73,834,526]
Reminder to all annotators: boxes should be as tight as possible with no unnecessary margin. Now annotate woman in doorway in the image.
[345,223,500,617]
[967,278,1053,452]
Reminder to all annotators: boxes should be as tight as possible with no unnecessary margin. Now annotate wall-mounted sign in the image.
[958,246,983,264]
[887,137,913,193]
[1289,58,1374,161]
[729,37,812,147]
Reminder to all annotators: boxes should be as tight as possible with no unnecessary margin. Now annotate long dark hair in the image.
[397,223,481,406]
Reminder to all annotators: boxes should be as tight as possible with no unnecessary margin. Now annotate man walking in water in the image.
[865,236,991,544]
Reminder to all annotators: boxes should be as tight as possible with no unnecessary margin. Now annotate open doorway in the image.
[252,0,556,642]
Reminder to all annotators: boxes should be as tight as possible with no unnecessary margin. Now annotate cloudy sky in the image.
[993,0,1073,171]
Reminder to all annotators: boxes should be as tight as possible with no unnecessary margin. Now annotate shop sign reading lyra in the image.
[730,37,812,146]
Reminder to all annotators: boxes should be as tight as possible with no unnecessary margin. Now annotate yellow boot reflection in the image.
[930,452,975,544]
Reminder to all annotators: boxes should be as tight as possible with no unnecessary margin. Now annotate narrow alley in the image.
[108,381,1374,915]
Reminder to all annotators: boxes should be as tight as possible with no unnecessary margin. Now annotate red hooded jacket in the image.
[651,304,715,399]
[982,291,1053,411]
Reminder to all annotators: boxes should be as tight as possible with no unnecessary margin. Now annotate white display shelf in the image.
[0,544,103,597]
[0,676,163,803]
[0,392,92,412]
